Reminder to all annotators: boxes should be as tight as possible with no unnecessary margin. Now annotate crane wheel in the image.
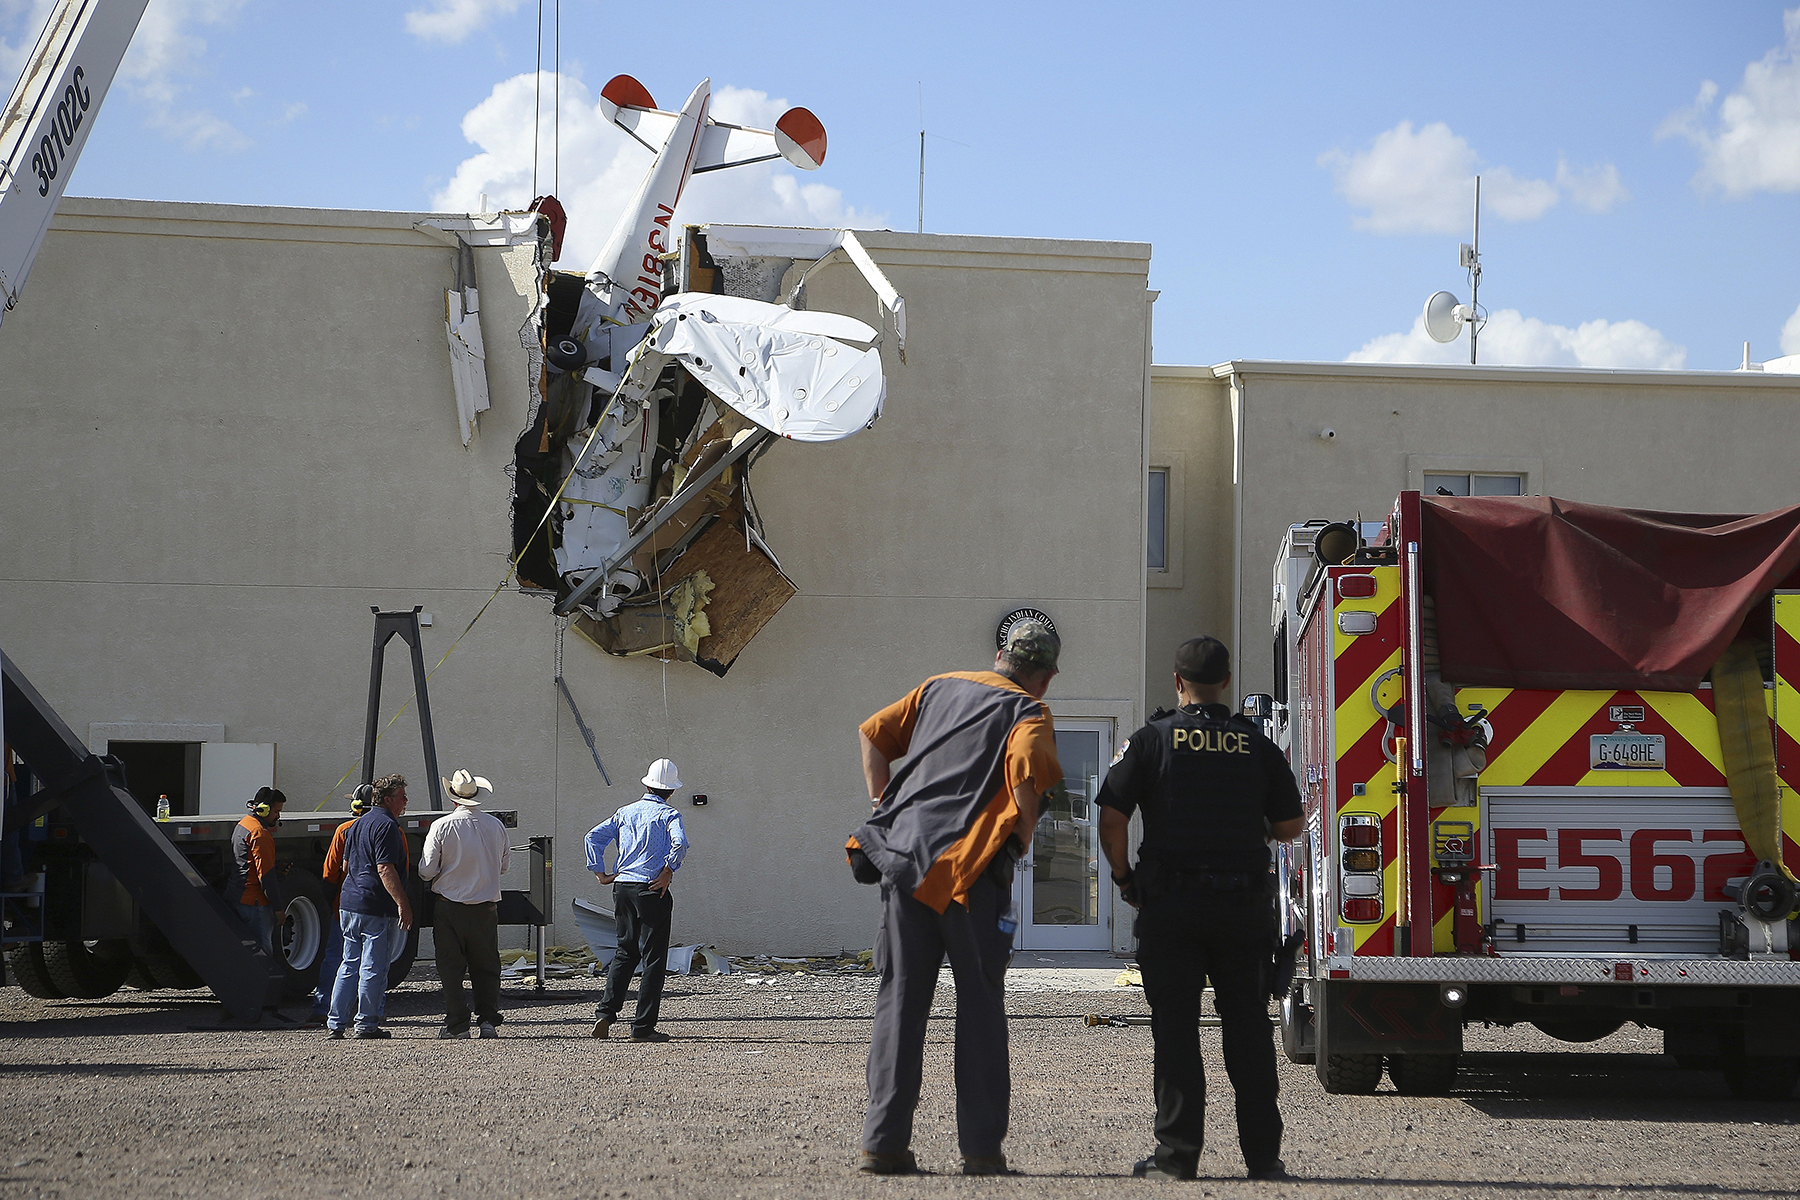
[41,939,133,999]
[6,943,67,999]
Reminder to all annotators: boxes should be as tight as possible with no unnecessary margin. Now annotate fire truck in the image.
[1265,491,1800,1100]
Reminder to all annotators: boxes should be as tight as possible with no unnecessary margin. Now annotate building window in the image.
[1424,472,1523,497]
[1147,468,1168,570]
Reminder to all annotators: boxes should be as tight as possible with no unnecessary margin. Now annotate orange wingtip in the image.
[601,74,657,112]
[775,107,827,168]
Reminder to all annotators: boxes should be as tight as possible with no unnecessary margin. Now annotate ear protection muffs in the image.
[249,786,285,820]
[346,784,375,816]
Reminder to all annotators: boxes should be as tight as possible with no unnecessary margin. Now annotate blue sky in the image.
[6,0,1799,369]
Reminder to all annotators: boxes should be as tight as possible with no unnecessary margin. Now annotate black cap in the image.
[1174,637,1230,685]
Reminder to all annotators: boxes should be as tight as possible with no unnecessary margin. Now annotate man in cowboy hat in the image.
[419,769,512,1039]
[587,758,690,1043]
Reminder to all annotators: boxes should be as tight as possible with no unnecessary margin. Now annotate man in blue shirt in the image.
[587,758,690,1043]
[327,773,414,1039]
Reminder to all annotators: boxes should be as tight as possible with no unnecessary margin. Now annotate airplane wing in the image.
[598,74,679,152]
[693,107,826,173]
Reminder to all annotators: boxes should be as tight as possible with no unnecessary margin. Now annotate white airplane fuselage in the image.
[585,79,712,328]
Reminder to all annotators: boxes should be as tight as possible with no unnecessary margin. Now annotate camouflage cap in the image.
[1002,620,1061,671]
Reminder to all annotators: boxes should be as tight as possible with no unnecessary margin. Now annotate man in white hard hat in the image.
[420,769,512,1039]
[586,758,690,1042]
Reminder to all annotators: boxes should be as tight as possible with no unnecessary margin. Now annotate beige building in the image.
[1145,361,1800,712]
[7,197,1799,961]
[0,198,1153,956]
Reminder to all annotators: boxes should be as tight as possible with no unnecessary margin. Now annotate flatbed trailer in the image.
[1265,493,1800,1100]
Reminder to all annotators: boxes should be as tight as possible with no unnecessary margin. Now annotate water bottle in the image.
[997,896,1018,938]
[156,794,171,822]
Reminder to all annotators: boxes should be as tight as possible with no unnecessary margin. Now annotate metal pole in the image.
[361,607,386,788]
[401,610,446,812]
[918,129,925,234]
[1470,176,1481,366]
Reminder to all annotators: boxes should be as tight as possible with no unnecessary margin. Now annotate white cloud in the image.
[0,0,57,85]
[1348,308,1686,370]
[1555,157,1629,212]
[117,0,251,151]
[1320,120,1623,233]
[1659,9,1800,195]
[277,101,306,124]
[1781,300,1800,356]
[434,74,883,268]
[405,0,525,44]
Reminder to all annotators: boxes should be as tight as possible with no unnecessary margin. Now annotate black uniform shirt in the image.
[1097,702,1303,875]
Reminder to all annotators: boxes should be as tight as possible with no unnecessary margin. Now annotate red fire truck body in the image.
[1269,492,1800,1098]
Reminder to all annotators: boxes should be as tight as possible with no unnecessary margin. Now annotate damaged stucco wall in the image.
[1146,361,1800,706]
[0,201,1153,955]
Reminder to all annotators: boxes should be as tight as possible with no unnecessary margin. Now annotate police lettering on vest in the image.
[1097,702,1302,877]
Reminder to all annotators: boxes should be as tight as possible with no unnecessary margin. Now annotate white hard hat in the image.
[642,758,682,791]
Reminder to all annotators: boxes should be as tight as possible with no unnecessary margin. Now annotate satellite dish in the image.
[1423,290,1464,343]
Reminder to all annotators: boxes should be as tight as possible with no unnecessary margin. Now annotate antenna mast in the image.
[917,84,925,234]
[1462,175,1483,365]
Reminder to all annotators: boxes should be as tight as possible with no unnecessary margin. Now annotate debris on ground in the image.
[728,950,875,976]
[1114,965,1143,988]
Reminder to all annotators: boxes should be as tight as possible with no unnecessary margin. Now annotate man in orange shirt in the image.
[846,621,1062,1178]
[228,787,286,957]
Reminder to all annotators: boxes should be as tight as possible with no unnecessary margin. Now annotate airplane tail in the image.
[597,73,826,172]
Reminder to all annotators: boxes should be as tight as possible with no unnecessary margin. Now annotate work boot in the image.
[353,1027,392,1040]
[857,1150,919,1175]
[1247,1158,1291,1181]
[1132,1155,1196,1181]
[960,1154,1016,1176]
[325,1027,345,1040]
[630,1030,672,1043]
[478,1022,498,1039]
[438,1024,470,1040]
[592,1017,613,1039]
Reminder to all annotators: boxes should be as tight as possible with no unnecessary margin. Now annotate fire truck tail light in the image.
[1341,821,1379,849]
[1342,898,1382,922]
[1342,874,1381,897]
[1337,574,1379,599]
[1613,962,1633,982]
[1343,848,1382,872]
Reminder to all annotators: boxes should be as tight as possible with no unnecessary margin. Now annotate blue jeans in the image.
[236,902,274,957]
[329,910,397,1032]
[311,912,344,1017]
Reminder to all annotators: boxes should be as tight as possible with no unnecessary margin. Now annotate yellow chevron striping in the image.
[1775,597,1800,752]
[1642,691,1726,775]
[1480,690,1612,786]
[1432,907,1456,954]
[1454,687,1513,720]
[1330,568,1400,661]
[1577,768,1681,788]
[1335,648,1401,760]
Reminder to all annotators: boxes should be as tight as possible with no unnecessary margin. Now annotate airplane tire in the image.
[6,943,66,999]
[387,921,419,990]
[1387,1052,1458,1096]
[1318,1053,1383,1095]
[40,939,133,1000]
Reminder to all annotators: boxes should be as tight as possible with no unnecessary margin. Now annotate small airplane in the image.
[581,75,826,329]
[524,75,901,627]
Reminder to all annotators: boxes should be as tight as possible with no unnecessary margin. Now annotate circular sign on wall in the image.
[996,607,1057,651]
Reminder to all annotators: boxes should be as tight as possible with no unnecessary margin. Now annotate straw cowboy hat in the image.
[442,769,493,806]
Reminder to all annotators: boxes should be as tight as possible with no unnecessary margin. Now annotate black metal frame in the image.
[362,607,446,811]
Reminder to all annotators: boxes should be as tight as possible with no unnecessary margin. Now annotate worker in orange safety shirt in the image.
[228,787,287,957]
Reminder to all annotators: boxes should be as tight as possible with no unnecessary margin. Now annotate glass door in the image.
[1014,721,1114,950]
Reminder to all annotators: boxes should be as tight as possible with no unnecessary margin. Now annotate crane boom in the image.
[0,0,148,326]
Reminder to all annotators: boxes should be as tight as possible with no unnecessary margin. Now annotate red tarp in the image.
[1421,495,1800,692]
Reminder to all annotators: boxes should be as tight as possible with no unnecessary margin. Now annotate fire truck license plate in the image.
[1590,732,1665,770]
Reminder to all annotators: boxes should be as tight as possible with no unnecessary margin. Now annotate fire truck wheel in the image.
[1386,1052,1458,1096]
[1721,1055,1800,1101]
[1280,989,1316,1064]
[1318,1053,1383,1094]
[5,943,67,1000]
[40,939,134,1000]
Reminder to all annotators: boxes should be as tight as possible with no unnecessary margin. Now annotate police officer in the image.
[1097,636,1302,1182]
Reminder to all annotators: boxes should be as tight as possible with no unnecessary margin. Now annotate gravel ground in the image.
[1,970,1796,1200]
